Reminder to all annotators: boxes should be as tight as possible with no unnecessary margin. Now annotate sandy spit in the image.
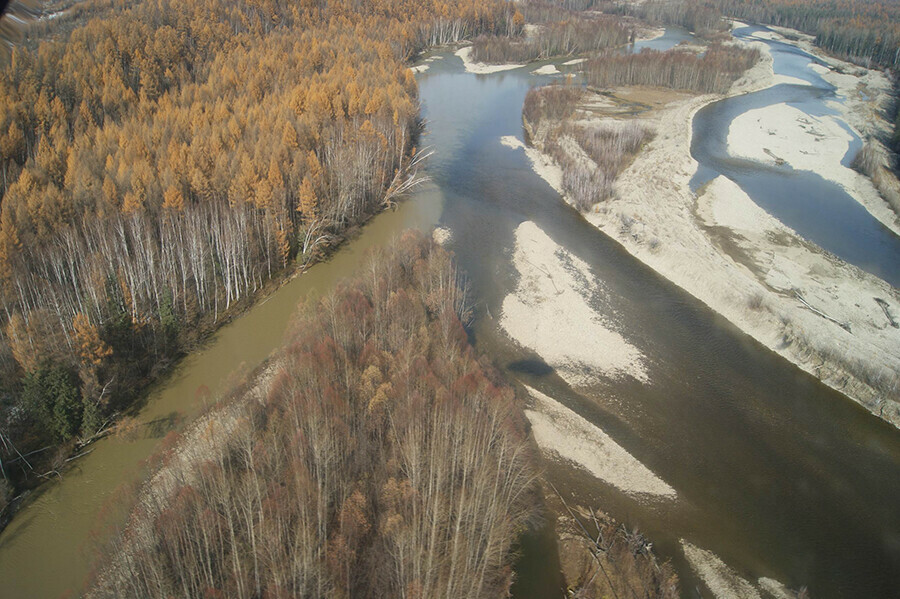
[681,542,763,599]
[500,220,649,386]
[728,102,899,234]
[682,540,799,599]
[524,26,900,426]
[454,46,524,74]
[524,385,676,499]
[758,577,796,599]
[533,64,560,75]
[500,135,525,150]
[636,27,665,43]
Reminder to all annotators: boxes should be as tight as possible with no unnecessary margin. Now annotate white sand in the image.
[681,542,763,599]
[500,135,525,150]
[525,146,564,194]
[524,27,900,426]
[432,226,452,245]
[636,27,665,43]
[758,577,795,599]
[454,46,524,74]
[533,64,560,75]
[524,385,676,499]
[772,74,811,86]
[500,221,649,386]
[728,102,894,218]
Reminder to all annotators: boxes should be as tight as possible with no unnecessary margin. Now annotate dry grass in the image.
[554,502,679,599]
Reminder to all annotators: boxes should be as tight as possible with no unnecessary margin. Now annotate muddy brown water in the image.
[1,29,898,598]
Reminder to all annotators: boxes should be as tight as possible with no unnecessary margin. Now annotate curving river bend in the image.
[692,24,900,287]
[0,28,898,598]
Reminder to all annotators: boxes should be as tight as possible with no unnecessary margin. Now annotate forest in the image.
[713,0,900,68]
[86,233,541,598]
[606,0,729,38]
[471,13,631,64]
[0,0,518,503]
[584,44,760,94]
[85,233,681,598]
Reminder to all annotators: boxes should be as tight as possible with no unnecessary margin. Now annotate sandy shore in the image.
[523,385,675,499]
[739,27,900,233]
[532,64,560,75]
[681,540,796,599]
[454,46,523,74]
[519,26,900,426]
[636,26,665,43]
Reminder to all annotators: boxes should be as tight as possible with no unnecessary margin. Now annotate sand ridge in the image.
[524,385,676,499]
[515,25,900,426]
[500,220,649,386]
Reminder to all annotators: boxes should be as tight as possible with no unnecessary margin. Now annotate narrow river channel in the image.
[0,28,897,598]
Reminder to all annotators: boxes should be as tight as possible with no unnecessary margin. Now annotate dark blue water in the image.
[692,25,900,287]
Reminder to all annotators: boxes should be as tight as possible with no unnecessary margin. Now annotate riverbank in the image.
[0,210,379,534]
[455,45,523,74]
[520,24,900,426]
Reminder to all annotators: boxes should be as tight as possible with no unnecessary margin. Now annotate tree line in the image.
[583,44,760,94]
[714,0,900,68]
[471,13,631,64]
[605,0,730,38]
[86,232,540,599]
[0,0,518,509]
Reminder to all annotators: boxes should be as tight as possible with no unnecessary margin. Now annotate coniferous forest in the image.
[0,0,519,489]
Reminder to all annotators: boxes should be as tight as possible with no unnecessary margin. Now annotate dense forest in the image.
[606,0,729,38]
[714,0,900,68]
[471,13,630,64]
[584,44,760,94]
[87,233,540,598]
[0,0,518,499]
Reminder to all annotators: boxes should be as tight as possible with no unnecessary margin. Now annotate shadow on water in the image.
[507,358,556,377]
[142,411,184,439]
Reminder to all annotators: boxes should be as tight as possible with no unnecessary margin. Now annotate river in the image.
[692,24,900,287]
[1,28,898,598]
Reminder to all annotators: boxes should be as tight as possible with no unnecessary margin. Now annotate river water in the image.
[1,29,898,598]
[692,24,900,287]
